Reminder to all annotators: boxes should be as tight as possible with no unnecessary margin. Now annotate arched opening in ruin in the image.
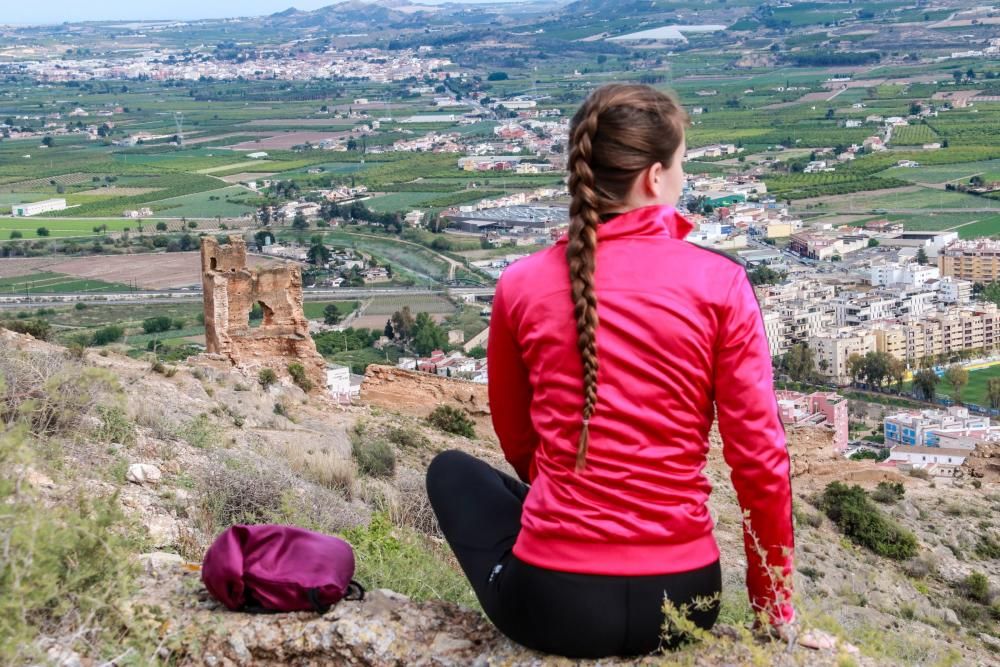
[249,300,275,329]
[210,257,217,270]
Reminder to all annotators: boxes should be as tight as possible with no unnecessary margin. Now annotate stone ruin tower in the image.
[200,235,327,391]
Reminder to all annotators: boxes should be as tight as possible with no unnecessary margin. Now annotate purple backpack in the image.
[202,525,364,613]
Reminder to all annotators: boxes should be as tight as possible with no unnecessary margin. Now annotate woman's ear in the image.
[643,162,663,198]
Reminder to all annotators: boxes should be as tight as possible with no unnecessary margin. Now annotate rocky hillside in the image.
[1,328,998,666]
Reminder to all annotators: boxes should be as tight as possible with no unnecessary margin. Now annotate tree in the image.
[323,304,342,326]
[847,353,866,386]
[292,212,309,231]
[966,67,976,80]
[383,320,394,339]
[155,221,168,231]
[867,238,880,248]
[35,227,49,237]
[780,343,816,382]
[41,136,53,147]
[888,356,906,393]
[953,70,964,84]
[391,307,416,342]
[307,236,330,265]
[944,364,969,402]
[412,312,447,356]
[987,377,1000,410]
[915,247,928,266]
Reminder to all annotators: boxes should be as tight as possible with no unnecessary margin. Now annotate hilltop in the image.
[1,328,999,665]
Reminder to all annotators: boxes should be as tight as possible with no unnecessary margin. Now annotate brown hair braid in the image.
[566,84,690,472]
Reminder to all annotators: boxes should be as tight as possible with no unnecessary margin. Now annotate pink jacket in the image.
[487,204,795,624]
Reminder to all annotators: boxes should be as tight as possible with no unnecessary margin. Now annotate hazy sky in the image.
[7,0,523,26]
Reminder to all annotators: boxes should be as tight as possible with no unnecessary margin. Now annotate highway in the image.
[0,285,496,309]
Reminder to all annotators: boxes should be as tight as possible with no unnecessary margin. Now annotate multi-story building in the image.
[866,303,1000,364]
[775,390,849,450]
[789,230,869,260]
[939,239,1000,283]
[869,261,940,287]
[934,276,973,304]
[833,293,898,327]
[884,406,994,447]
[808,328,877,383]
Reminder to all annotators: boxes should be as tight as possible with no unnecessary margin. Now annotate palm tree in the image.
[988,378,1000,410]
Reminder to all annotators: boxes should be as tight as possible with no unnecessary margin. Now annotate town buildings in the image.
[775,390,849,450]
[939,239,1000,283]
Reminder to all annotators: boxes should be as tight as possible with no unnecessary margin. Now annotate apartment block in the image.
[808,328,877,383]
[884,406,994,447]
[939,239,1000,283]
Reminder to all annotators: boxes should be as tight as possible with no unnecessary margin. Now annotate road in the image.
[0,285,496,309]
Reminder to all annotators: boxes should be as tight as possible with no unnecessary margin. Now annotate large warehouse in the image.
[11,198,67,216]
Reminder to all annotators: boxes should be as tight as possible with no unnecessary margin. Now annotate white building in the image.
[887,445,969,476]
[247,151,269,159]
[935,276,973,305]
[12,198,67,216]
[869,262,940,287]
[326,364,356,402]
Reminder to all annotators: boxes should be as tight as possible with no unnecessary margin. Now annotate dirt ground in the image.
[227,131,354,151]
[0,252,286,289]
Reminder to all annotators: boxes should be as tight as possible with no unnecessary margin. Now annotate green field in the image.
[0,272,131,294]
[933,363,1000,409]
[880,160,1000,185]
[0,218,142,239]
[147,185,257,218]
[302,300,359,320]
[859,188,996,211]
[364,192,447,213]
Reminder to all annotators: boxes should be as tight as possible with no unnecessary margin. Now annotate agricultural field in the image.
[889,124,939,146]
[879,160,1000,184]
[301,300,359,321]
[0,271,131,294]
[363,192,444,213]
[0,217,140,239]
[147,186,257,218]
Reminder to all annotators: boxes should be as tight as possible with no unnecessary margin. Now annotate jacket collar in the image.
[555,204,693,244]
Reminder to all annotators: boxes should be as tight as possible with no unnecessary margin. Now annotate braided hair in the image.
[566,84,689,471]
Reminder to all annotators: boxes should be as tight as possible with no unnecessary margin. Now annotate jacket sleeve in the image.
[487,279,539,483]
[713,268,796,626]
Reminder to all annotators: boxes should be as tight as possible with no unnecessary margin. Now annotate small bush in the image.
[74,302,87,311]
[341,513,476,608]
[95,404,136,446]
[141,316,172,334]
[908,467,930,480]
[0,318,51,341]
[961,572,991,604]
[386,425,430,449]
[258,368,277,388]
[200,456,295,529]
[902,553,937,579]
[819,482,918,560]
[287,362,313,392]
[870,481,905,504]
[351,437,396,478]
[0,427,155,663]
[178,414,220,449]
[426,405,476,438]
[974,533,1000,559]
[91,325,124,346]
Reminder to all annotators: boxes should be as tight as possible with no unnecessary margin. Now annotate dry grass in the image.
[280,441,356,500]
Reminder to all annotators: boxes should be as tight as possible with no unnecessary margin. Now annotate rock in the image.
[138,551,184,574]
[145,514,179,547]
[980,633,1000,651]
[799,629,838,651]
[126,463,162,485]
[940,607,961,627]
[24,466,55,490]
[430,632,474,654]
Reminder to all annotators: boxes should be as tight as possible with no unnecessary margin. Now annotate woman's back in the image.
[489,203,793,606]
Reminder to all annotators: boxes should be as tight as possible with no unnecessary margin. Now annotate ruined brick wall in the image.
[201,236,327,391]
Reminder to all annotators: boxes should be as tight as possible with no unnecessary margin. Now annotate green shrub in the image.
[287,362,313,392]
[819,482,918,560]
[0,319,51,341]
[974,533,1000,559]
[95,404,136,446]
[178,414,220,449]
[961,572,991,604]
[351,437,396,478]
[91,325,124,346]
[870,481,905,504]
[341,512,477,608]
[258,368,277,388]
[0,427,155,663]
[386,425,430,449]
[141,316,172,334]
[426,405,476,438]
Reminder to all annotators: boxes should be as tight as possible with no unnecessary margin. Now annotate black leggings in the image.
[425,449,721,659]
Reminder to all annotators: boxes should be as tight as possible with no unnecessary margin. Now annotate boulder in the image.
[127,463,162,485]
